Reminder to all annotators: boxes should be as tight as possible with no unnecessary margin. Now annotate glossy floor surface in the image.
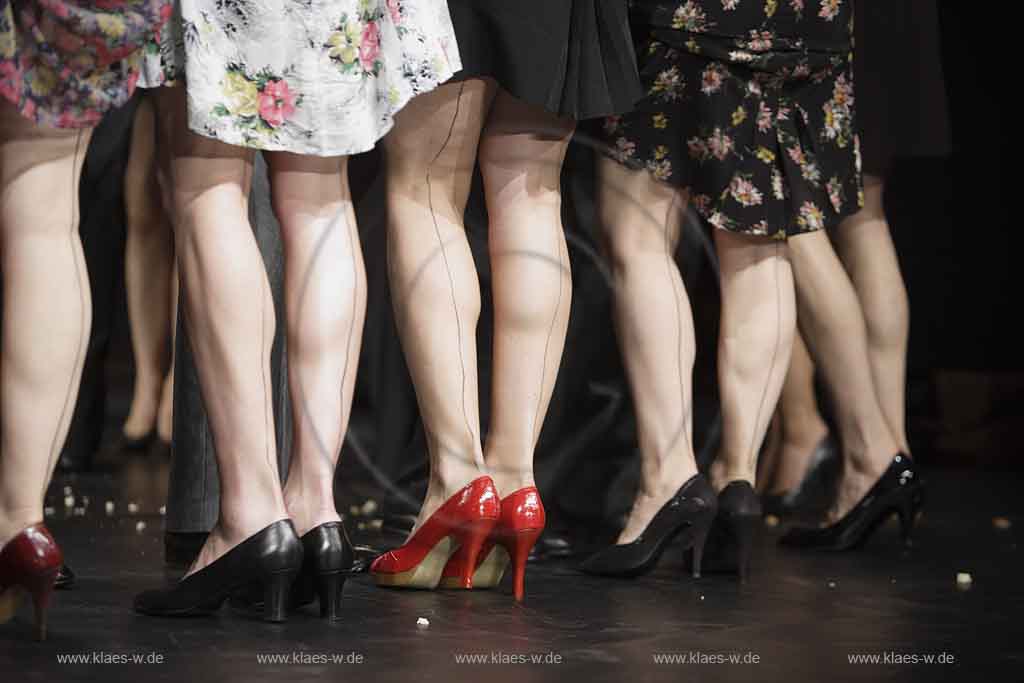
[2,455,1020,682]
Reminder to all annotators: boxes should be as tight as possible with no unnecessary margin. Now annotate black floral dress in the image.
[603,0,862,239]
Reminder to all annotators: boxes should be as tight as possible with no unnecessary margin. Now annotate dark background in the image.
[63,2,1018,542]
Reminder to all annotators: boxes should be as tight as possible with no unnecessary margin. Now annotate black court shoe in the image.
[761,435,840,518]
[134,519,302,622]
[689,481,762,581]
[54,563,75,590]
[579,474,717,578]
[779,454,924,551]
[230,521,354,620]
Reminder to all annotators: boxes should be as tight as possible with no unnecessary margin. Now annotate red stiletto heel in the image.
[506,527,543,602]
[440,486,546,602]
[370,476,499,589]
[1,524,63,640]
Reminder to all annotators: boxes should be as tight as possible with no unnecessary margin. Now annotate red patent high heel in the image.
[440,486,546,602]
[1,524,63,641]
[370,476,500,589]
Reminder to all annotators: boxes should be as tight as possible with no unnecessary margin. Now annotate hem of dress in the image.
[148,61,462,157]
[599,146,862,240]
[1,84,119,130]
[696,198,863,241]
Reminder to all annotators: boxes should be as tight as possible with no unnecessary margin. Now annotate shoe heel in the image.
[897,487,925,546]
[732,514,759,583]
[690,516,713,580]
[26,567,59,641]
[454,517,498,589]
[316,572,346,621]
[505,528,543,602]
[262,570,297,623]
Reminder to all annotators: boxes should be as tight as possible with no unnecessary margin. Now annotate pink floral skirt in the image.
[1,0,171,128]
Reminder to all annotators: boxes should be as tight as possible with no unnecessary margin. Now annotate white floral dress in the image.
[142,0,460,156]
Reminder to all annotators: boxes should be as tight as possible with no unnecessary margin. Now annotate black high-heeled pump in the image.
[779,454,924,551]
[762,435,839,518]
[689,481,762,581]
[133,519,302,622]
[230,521,354,620]
[55,563,75,590]
[579,474,717,578]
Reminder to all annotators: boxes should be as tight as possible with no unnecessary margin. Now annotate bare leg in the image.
[152,91,179,445]
[763,331,830,495]
[0,104,92,546]
[787,227,900,520]
[479,92,574,498]
[597,159,698,543]
[156,262,178,444]
[164,88,287,574]
[384,81,494,532]
[123,94,174,442]
[711,232,796,490]
[832,176,910,453]
[271,152,365,537]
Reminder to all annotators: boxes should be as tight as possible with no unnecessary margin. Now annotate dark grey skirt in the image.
[855,0,951,174]
[447,0,643,120]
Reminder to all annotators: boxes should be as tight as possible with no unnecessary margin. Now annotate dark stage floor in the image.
[2,457,1021,682]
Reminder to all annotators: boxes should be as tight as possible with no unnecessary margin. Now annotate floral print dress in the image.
[1,0,171,128]
[604,0,862,239]
[142,0,460,156]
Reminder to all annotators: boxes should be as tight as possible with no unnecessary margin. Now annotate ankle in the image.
[638,458,698,500]
[0,506,43,548]
[282,483,339,536]
[488,470,536,499]
[840,431,897,480]
[710,460,755,492]
[779,417,829,451]
[432,458,489,498]
[484,444,534,497]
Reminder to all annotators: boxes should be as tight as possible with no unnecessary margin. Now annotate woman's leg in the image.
[711,232,797,490]
[152,89,179,444]
[156,262,178,443]
[762,331,831,495]
[597,158,698,543]
[831,176,910,453]
[787,226,901,519]
[0,105,92,546]
[269,152,365,537]
[384,80,494,530]
[123,93,175,442]
[164,88,287,573]
[478,92,574,498]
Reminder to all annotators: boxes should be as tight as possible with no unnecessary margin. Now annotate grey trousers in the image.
[165,153,291,533]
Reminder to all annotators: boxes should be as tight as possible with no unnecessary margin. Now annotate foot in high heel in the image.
[779,454,924,551]
[439,486,546,601]
[690,481,761,581]
[370,476,499,589]
[579,474,717,578]
[1,524,63,640]
[761,435,840,518]
[134,520,302,622]
[229,521,354,620]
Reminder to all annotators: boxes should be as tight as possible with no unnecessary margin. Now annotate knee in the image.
[477,141,563,214]
[600,198,681,276]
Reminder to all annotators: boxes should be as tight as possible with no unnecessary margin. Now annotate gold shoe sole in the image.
[373,536,456,589]
[0,586,25,624]
[437,546,510,590]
